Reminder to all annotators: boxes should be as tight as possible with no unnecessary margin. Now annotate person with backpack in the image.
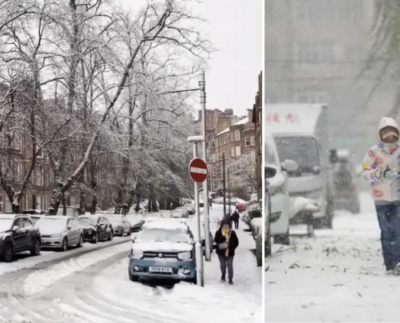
[214,218,239,284]
[362,117,400,275]
[231,210,240,229]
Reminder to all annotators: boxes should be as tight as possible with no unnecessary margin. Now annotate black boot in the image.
[229,279,233,285]
[221,274,225,282]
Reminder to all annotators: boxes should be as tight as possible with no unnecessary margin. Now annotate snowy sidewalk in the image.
[265,193,400,322]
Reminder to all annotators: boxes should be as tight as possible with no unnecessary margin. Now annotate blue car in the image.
[128,219,197,284]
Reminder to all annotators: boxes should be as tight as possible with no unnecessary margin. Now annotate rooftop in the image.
[216,117,250,136]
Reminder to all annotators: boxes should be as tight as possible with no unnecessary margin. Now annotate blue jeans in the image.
[376,203,400,270]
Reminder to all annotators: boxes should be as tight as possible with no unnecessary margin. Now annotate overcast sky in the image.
[118,0,262,117]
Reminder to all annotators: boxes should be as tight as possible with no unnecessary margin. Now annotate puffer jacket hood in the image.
[378,117,399,139]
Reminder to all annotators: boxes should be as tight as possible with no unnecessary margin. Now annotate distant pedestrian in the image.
[214,219,239,285]
[209,200,212,208]
[231,210,240,229]
[362,117,400,275]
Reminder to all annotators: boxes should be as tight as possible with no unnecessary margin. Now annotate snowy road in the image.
[265,192,400,322]
[0,205,261,323]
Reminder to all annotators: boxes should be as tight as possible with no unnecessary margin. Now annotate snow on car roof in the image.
[42,215,72,220]
[142,219,187,230]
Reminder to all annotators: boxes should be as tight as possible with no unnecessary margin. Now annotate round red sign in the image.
[189,158,208,183]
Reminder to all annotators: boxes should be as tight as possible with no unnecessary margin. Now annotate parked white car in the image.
[265,130,298,245]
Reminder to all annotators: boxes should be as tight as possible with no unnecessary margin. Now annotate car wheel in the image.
[108,230,113,241]
[61,237,68,251]
[190,273,197,285]
[129,271,139,282]
[2,242,13,262]
[30,239,41,256]
[77,235,83,247]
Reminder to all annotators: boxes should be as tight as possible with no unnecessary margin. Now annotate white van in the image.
[265,130,298,245]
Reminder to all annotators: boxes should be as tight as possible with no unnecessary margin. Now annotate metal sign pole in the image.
[200,71,211,262]
[192,141,204,287]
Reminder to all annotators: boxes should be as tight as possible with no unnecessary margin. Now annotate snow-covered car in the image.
[76,215,114,243]
[128,219,197,284]
[265,129,298,245]
[103,214,131,236]
[0,214,41,262]
[36,216,83,251]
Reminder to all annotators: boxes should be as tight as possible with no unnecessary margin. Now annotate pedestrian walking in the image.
[209,200,212,208]
[214,219,239,284]
[362,117,400,275]
[231,210,240,229]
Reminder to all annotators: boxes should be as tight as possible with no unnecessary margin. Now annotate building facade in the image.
[265,0,392,161]
[208,109,256,200]
[253,72,262,200]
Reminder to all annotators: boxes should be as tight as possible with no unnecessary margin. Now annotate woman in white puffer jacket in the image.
[362,117,400,275]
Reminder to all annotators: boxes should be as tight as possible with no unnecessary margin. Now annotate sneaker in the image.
[393,263,400,275]
[228,280,233,285]
[221,274,225,282]
[386,270,394,275]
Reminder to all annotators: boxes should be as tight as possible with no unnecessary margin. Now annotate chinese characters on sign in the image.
[266,113,300,123]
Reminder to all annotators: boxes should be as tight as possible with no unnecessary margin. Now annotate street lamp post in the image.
[187,136,205,287]
[159,71,211,262]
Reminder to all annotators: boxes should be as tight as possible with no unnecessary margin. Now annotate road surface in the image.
[0,205,261,323]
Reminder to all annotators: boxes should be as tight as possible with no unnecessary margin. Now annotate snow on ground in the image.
[52,205,261,323]
[0,237,129,277]
[265,192,400,322]
[22,242,131,295]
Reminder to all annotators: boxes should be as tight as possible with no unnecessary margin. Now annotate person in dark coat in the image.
[231,210,240,229]
[214,219,239,285]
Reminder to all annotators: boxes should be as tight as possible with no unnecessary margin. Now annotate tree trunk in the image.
[90,195,97,214]
[79,191,86,215]
[62,193,67,216]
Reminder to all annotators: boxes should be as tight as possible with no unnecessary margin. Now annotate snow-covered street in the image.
[0,205,261,323]
[265,192,400,322]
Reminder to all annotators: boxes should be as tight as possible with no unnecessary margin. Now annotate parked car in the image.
[128,219,197,284]
[265,129,298,246]
[265,166,276,258]
[0,214,41,262]
[36,216,83,251]
[236,202,248,212]
[332,149,360,214]
[103,214,131,236]
[77,215,114,242]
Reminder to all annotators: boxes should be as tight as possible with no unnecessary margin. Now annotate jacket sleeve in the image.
[214,230,226,243]
[230,231,239,250]
[361,149,382,184]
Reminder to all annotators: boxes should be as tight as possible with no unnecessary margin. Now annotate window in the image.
[235,146,241,157]
[212,181,218,190]
[223,135,227,144]
[250,136,255,146]
[211,141,215,148]
[211,154,216,162]
[212,169,217,177]
[234,130,240,141]
[230,132,234,142]
[231,146,235,157]
[245,137,250,146]
[247,186,252,194]
[36,166,43,186]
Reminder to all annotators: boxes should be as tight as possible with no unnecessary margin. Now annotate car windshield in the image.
[77,217,96,225]
[30,216,41,223]
[274,136,320,175]
[0,219,13,232]
[137,228,191,243]
[36,218,67,231]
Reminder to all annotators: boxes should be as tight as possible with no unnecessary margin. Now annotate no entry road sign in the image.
[189,158,208,183]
